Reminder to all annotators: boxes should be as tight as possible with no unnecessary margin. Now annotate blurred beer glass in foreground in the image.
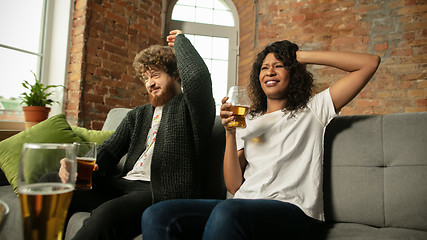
[18,143,76,240]
[227,86,250,128]
[74,142,97,191]
[0,199,9,233]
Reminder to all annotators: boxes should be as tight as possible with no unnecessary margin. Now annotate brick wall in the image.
[67,0,426,129]
[239,0,426,115]
[232,0,256,86]
[67,0,163,129]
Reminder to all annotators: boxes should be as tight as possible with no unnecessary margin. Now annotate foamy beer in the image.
[74,142,97,191]
[18,143,76,240]
[227,86,250,128]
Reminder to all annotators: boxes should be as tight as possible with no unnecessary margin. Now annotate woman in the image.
[141,39,380,239]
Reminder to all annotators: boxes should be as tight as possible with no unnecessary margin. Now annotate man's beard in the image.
[148,81,177,107]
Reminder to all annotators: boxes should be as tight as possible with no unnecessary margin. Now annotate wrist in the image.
[225,129,236,135]
[296,50,304,64]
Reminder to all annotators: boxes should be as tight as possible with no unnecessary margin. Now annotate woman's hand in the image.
[166,29,183,47]
[220,97,236,134]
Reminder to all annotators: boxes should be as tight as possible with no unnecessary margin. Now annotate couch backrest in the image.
[323,112,427,231]
[101,108,132,131]
[201,116,226,199]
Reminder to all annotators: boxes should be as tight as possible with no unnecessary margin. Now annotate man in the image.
[69,30,215,240]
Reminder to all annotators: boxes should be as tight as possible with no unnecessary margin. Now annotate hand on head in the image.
[166,29,183,47]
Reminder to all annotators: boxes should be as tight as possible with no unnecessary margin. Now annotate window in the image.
[0,0,45,115]
[0,0,73,120]
[167,0,239,113]
[172,0,235,27]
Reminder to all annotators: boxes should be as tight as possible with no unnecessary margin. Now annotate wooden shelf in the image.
[0,121,25,141]
[0,130,21,141]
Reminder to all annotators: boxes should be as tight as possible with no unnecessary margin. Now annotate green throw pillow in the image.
[0,114,83,194]
[71,126,114,145]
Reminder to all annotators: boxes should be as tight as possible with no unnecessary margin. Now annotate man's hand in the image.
[59,158,74,183]
[166,29,183,47]
[59,158,98,184]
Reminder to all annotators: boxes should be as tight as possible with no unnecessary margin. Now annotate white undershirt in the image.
[234,89,337,221]
[123,106,163,181]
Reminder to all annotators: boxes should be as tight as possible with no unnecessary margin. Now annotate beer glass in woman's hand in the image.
[226,86,250,128]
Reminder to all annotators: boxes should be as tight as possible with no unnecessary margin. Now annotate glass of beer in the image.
[18,143,76,240]
[227,86,250,128]
[0,199,10,233]
[74,142,97,191]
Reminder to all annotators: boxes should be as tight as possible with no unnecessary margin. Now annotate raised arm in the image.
[167,30,215,117]
[220,97,248,194]
[297,51,380,111]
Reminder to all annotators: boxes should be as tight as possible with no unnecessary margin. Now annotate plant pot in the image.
[22,106,51,129]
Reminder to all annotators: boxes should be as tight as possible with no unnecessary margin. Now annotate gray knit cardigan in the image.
[96,34,215,203]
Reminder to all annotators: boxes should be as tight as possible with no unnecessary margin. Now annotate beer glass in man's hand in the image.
[227,86,250,128]
[74,142,97,191]
[18,143,77,240]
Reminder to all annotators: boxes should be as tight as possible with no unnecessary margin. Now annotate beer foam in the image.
[18,183,74,195]
[77,157,96,162]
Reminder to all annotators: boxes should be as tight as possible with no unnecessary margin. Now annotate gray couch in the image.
[1,110,426,239]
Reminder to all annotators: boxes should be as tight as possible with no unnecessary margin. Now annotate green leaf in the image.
[19,70,64,107]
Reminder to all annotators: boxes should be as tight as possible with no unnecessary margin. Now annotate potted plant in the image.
[20,71,61,128]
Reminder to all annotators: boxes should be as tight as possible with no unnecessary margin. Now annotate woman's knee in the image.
[204,200,249,239]
[142,199,219,224]
[142,199,220,239]
[141,201,172,226]
[211,200,243,218]
[207,199,246,229]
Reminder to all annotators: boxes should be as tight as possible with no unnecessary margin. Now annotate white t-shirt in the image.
[234,89,337,221]
[124,106,163,181]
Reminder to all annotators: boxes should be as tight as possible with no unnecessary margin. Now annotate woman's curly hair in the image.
[248,40,314,117]
[133,45,179,81]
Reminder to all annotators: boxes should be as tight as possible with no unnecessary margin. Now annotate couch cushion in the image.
[71,126,114,145]
[324,112,427,232]
[320,223,427,239]
[0,185,23,240]
[64,212,90,240]
[0,114,83,194]
[382,112,427,231]
[324,115,385,227]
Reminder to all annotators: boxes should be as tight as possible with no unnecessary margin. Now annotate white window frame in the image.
[0,0,73,117]
[41,0,74,116]
[165,0,240,98]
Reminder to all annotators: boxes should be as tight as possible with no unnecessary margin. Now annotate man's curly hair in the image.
[133,45,179,81]
[248,40,314,117]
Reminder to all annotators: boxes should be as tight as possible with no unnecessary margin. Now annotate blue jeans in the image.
[141,199,320,240]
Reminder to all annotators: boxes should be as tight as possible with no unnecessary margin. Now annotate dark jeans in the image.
[37,171,153,240]
[141,198,320,240]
